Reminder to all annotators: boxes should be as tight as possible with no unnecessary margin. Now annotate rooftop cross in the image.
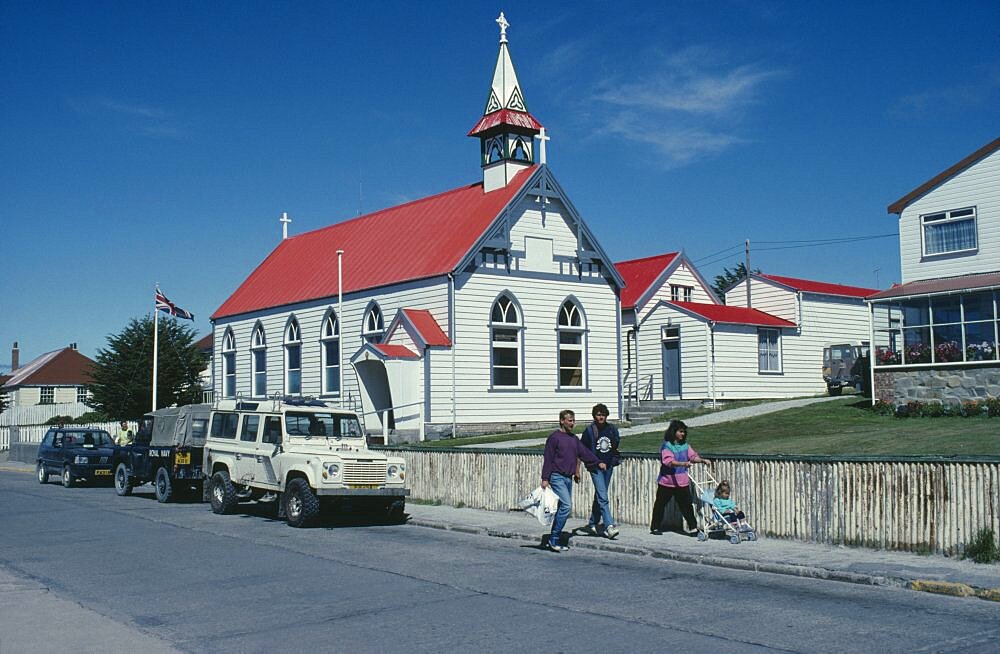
[536,127,550,165]
[496,12,509,43]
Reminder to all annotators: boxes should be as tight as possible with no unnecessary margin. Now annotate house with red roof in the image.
[2,342,95,408]
[867,136,1000,405]
[616,251,879,403]
[210,15,624,439]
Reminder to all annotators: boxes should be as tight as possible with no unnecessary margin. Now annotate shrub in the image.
[44,415,76,426]
[964,528,1000,564]
[74,411,109,424]
[922,402,945,418]
[987,397,1000,418]
[871,400,895,416]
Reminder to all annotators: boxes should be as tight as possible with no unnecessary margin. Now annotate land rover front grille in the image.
[342,460,386,485]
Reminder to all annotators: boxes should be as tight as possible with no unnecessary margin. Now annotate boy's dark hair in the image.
[715,480,731,495]
[592,403,609,417]
[559,409,575,422]
[663,419,688,442]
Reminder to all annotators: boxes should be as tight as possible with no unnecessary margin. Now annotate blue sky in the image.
[2,1,998,365]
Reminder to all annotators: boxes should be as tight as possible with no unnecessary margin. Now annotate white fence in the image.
[1,421,131,451]
[384,448,1000,557]
[0,402,92,427]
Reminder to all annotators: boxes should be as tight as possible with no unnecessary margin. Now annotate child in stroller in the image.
[691,471,757,544]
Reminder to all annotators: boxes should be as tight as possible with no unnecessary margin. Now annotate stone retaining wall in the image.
[874,364,1000,405]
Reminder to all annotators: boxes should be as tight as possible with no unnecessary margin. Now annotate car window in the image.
[240,415,260,442]
[262,416,282,444]
[285,412,362,439]
[210,413,239,439]
[53,433,64,448]
[42,432,55,447]
[190,418,208,440]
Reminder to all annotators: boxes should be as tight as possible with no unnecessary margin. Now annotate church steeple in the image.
[468,12,544,192]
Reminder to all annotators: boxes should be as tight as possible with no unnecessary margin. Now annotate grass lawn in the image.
[622,398,1000,457]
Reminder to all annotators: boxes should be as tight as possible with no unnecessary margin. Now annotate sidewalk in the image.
[463,395,845,449]
[405,502,1000,602]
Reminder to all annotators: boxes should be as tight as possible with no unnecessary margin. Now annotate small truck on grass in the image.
[822,342,870,396]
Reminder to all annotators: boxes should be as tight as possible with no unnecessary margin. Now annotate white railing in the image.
[361,401,425,442]
[624,374,654,406]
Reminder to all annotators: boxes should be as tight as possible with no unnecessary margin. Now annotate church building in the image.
[210,14,625,439]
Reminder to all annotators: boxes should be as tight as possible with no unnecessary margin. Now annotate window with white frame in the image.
[321,311,340,395]
[76,386,88,403]
[251,323,267,397]
[490,294,522,387]
[922,207,977,256]
[284,318,302,395]
[557,299,586,387]
[671,285,693,302]
[362,304,384,344]
[874,291,998,365]
[222,330,236,398]
[40,386,54,404]
[757,328,781,373]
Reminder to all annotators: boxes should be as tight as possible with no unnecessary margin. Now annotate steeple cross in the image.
[496,12,509,43]
[536,127,550,165]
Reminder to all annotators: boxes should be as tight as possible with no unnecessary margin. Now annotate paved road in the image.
[471,395,846,449]
[2,470,998,653]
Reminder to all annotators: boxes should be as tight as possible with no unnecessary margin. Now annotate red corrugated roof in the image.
[373,344,419,359]
[759,274,880,298]
[400,309,451,347]
[467,109,543,136]
[669,301,796,327]
[614,252,679,309]
[2,348,95,389]
[212,167,537,320]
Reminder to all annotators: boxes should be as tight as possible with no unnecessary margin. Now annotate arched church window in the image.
[321,310,340,395]
[511,136,530,162]
[363,304,384,344]
[222,329,236,398]
[557,299,587,388]
[490,293,522,388]
[487,137,504,164]
[251,323,267,397]
[284,317,302,395]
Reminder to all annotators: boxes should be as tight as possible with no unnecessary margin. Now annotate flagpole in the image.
[152,284,159,412]
[337,250,344,406]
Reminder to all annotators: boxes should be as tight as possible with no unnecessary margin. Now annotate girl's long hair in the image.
[663,419,688,443]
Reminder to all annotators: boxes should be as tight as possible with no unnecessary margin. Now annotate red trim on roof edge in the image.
[614,252,679,309]
[668,301,796,328]
[759,273,880,298]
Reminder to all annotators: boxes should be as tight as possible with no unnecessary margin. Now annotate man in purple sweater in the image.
[541,409,606,552]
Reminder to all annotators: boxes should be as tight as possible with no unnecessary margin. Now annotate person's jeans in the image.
[548,473,573,546]
[587,467,615,529]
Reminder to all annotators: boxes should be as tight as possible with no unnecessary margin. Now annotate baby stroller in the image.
[689,468,757,544]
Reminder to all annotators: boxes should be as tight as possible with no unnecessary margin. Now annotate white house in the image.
[1,342,94,414]
[615,250,879,402]
[210,15,625,439]
[867,136,1000,404]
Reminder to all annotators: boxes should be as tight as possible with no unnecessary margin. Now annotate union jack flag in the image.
[155,288,195,320]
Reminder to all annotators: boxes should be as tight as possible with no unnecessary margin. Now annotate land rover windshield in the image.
[284,412,364,440]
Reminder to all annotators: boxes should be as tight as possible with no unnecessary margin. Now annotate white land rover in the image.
[203,397,408,527]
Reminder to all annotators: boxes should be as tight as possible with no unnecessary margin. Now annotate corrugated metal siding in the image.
[386,448,1000,556]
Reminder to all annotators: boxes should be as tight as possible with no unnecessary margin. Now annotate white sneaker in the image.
[605,525,620,540]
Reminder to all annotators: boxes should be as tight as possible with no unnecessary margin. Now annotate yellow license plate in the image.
[175,453,191,464]
[349,484,380,489]
[94,469,112,476]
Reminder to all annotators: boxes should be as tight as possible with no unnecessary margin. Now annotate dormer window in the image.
[922,207,977,257]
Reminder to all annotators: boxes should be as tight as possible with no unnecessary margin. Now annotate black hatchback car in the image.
[37,428,116,487]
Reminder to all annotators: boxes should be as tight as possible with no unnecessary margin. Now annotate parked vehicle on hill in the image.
[823,342,869,396]
[113,404,212,502]
[203,396,409,527]
[37,427,115,487]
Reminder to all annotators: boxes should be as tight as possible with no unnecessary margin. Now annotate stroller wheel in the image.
[746,531,757,541]
[729,534,741,544]
[697,531,708,542]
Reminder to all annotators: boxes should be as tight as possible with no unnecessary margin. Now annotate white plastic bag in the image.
[518,486,559,527]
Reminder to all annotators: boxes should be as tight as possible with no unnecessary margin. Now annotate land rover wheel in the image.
[154,467,174,503]
[114,463,133,496]
[61,466,74,488]
[37,463,48,484]
[210,470,237,514]
[387,499,406,525]
[828,386,843,396]
[284,478,319,528]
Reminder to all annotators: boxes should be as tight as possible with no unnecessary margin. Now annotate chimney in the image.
[70,343,77,350]
[11,342,18,371]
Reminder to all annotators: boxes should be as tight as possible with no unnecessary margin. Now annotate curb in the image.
[408,518,1000,602]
